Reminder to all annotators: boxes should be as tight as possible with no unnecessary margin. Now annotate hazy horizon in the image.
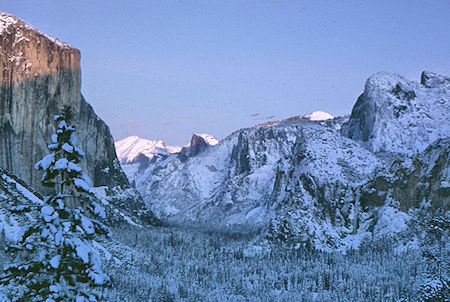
[2,1,450,145]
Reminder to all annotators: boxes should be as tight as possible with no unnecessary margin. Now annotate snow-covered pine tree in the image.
[417,210,449,301]
[0,107,111,301]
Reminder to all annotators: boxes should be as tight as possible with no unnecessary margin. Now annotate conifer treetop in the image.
[1,107,111,301]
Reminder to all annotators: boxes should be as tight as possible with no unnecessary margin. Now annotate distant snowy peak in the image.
[115,136,181,164]
[177,133,220,162]
[255,111,334,127]
[188,133,219,147]
[302,111,334,121]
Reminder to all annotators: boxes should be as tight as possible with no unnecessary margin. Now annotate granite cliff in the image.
[0,12,158,225]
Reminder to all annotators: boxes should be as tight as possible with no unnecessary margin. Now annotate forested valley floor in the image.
[97,224,424,301]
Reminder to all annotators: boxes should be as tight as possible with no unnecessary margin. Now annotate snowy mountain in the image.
[342,71,450,156]
[189,133,220,146]
[126,71,449,250]
[117,133,219,181]
[115,136,182,164]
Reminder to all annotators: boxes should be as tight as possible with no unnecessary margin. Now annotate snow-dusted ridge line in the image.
[1,170,42,205]
[115,135,182,164]
[124,71,449,251]
[254,110,335,128]
[0,11,73,49]
[0,168,147,233]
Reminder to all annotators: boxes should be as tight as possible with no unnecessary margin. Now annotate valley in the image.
[0,10,448,301]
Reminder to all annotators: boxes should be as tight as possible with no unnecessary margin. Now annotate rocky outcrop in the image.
[421,71,450,88]
[341,72,450,156]
[0,13,158,225]
[360,138,450,211]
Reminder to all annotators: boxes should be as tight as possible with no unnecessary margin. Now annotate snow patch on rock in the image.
[0,12,72,49]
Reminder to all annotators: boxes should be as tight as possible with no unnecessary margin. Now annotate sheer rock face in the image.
[0,12,128,191]
[0,12,80,84]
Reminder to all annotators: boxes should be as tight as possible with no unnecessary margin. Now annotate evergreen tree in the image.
[0,107,111,301]
[417,210,449,302]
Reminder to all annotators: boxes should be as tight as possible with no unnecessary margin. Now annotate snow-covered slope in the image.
[0,168,157,232]
[342,71,450,156]
[0,169,41,242]
[115,136,182,164]
[126,71,449,250]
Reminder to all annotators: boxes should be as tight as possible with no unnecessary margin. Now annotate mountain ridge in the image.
[115,135,182,164]
[124,71,449,250]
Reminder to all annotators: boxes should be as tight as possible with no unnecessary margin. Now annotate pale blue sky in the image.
[3,1,450,145]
